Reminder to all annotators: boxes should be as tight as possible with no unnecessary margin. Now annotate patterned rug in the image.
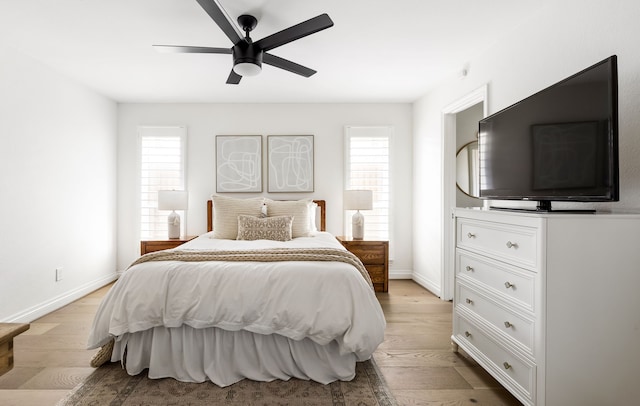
[57,360,397,405]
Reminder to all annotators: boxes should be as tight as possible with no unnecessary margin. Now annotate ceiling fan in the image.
[154,0,334,84]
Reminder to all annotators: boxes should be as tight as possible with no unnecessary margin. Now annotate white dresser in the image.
[452,208,640,406]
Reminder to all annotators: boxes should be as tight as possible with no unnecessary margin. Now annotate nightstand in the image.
[0,323,30,376]
[140,236,197,255]
[336,236,389,292]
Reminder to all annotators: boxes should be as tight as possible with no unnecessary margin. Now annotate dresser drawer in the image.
[456,252,535,312]
[457,219,538,268]
[456,282,535,354]
[454,314,535,404]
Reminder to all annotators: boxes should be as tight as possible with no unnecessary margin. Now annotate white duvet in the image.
[87,232,386,363]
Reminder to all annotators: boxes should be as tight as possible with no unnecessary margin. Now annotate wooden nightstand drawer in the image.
[336,237,389,292]
[140,237,196,255]
[366,265,386,282]
[345,244,387,265]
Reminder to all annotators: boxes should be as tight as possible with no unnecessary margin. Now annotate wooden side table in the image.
[336,236,389,292]
[0,323,30,376]
[140,236,197,255]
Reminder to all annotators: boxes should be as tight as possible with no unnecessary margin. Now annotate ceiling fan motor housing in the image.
[232,42,263,70]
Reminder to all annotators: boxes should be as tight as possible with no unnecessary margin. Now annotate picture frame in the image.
[267,135,314,193]
[216,135,262,193]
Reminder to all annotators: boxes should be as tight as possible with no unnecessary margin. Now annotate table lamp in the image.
[344,190,373,240]
[158,190,188,239]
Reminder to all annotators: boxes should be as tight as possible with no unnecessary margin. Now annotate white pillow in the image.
[265,199,313,238]
[211,195,264,239]
[308,201,318,232]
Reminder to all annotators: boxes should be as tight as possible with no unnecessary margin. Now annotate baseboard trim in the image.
[412,272,442,298]
[389,268,413,279]
[4,273,119,323]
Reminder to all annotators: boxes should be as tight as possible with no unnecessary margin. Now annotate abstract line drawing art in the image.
[267,135,314,193]
[216,135,262,192]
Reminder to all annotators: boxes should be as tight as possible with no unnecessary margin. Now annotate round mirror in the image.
[456,141,480,197]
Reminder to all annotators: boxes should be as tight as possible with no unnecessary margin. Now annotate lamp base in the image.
[168,211,180,239]
[352,210,364,240]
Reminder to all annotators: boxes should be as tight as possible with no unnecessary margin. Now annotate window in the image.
[139,126,187,240]
[344,126,391,241]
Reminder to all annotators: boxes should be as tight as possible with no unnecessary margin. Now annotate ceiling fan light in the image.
[233,62,262,77]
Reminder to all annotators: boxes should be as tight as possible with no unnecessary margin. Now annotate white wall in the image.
[117,103,413,277]
[413,0,640,296]
[0,43,118,322]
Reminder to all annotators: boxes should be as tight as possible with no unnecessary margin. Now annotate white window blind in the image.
[344,126,391,241]
[139,126,187,240]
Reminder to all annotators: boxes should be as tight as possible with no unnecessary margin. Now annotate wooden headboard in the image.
[207,200,326,232]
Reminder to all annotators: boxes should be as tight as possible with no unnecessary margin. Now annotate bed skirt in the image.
[111,325,360,387]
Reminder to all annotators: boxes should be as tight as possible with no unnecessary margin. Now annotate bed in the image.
[87,197,386,387]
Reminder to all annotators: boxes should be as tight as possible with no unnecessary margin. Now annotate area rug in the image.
[57,360,397,406]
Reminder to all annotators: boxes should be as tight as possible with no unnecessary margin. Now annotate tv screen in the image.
[478,55,618,211]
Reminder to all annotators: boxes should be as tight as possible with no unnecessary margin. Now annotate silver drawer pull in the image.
[503,362,512,370]
[464,331,472,338]
[504,321,513,328]
[467,232,476,239]
[465,298,473,304]
[465,265,474,272]
[506,241,518,249]
[504,281,514,289]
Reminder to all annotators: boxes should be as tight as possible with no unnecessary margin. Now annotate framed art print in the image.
[267,135,314,192]
[216,135,262,193]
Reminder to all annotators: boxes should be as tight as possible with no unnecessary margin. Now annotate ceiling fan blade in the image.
[255,13,334,52]
[263,53,316,77]
[153,45,232,54]
[195,0,243,44]
[226,69,242,84]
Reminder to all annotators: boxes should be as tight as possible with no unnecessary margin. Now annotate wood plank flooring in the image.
[0,280,521,405]
[374,280,521,405]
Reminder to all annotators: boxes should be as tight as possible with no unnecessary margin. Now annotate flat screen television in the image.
[478,55,619,212]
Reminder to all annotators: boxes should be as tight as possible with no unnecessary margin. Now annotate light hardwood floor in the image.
[374,280,520,405]
[0,280,521,405]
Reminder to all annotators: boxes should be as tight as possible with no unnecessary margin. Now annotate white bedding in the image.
[87,231,386,385]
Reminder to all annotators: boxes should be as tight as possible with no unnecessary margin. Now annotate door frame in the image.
[441,85,488,300]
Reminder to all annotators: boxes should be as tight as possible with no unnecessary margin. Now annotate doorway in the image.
[455,103,484,207]
[440,85,487,300]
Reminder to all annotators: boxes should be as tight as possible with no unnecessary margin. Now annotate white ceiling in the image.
[0,0,548,103]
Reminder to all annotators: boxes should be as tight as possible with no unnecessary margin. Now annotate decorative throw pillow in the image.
[264,199,313,238]
[212,195,264,239]
[237,215,293,241]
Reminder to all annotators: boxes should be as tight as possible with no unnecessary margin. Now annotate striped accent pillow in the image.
[211,196,264,239]
[265,199,313,238]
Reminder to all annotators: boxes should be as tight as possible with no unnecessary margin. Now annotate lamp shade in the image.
[344,190,373,210]
[158,190,188,211]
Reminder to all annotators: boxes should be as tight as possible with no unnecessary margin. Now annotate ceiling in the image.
[0,0,548,103]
